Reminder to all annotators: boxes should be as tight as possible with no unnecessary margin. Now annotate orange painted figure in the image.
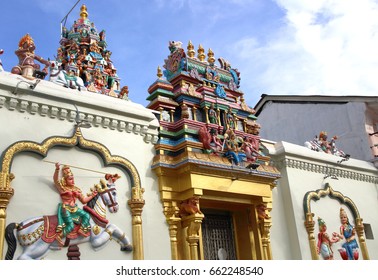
[317,217,339,260]
[11,34,49,79]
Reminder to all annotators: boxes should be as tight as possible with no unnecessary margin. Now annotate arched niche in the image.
[0,126,145,259]
[303,183,369,260]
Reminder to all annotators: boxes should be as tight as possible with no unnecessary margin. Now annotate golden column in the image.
[204,106,210,124]
[355,217,370,260]
[304,213,319,260]
[182,213,204,260]
[164,204,181,260]
[128,186,145,260]
[259,219,272,260]
[0,172,15,259]
[192,107,197,121]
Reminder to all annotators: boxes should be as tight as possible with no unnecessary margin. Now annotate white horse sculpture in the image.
[5,180,132,260]
[49,61,87,91]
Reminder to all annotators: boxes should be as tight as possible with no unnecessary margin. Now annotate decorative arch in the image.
[303,183,369,260]
[0,126,145,259]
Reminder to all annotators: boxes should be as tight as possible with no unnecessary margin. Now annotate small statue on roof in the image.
[11,34,49,79]
[168,41,183,53]
[305,131,349,159]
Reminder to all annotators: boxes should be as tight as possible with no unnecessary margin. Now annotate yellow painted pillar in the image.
[304,213,319,260]
[128,186,145,260]
[0,172,15,260]
[182,213,204,260]
[164,204,181,260]
[355,217,370,260]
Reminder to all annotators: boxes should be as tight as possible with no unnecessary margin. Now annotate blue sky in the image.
[1,0,378,107]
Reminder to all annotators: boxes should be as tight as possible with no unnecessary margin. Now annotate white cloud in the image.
[231,0,378,103]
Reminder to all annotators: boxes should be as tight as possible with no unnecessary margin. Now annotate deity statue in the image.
[304,131,348,158]
[338,208,359,260]
[11,34,49,79]
[53,163,98,239]
[223,129,244,165]
[241,137,259,163]
[226,108,235,130]
[119,86,129,100]
[208,103,218,124]
[317,217,339,260]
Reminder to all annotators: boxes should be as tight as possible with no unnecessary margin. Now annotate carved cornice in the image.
[276,158,378,184]
[0,127,141,189]
[0,94,159,144]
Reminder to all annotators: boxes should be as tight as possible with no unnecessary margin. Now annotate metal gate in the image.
[201,212,237,260]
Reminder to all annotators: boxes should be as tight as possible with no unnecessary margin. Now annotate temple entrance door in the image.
[201,210,237,260]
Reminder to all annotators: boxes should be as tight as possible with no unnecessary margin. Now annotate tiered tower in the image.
[147,41,280,260]
[147,40,273,168]
[56,5,125,97]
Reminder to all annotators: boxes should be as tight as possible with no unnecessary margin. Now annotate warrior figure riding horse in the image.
[5,169,132,260]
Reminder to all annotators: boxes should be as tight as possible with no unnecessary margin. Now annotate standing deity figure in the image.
[317,217,339,260]
[338,207,359,260]
[11,34,49,79]
[226,108,235,130]
[208,103,218,124]
[53,163,97,239]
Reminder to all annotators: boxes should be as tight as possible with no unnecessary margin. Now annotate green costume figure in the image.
[53,163,97,238]
[208,104,217,124]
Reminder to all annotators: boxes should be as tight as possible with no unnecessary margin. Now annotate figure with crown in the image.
[338,207,359,260]
[317,217,339,260]
[304,131,348,158]
[11,34,49,79]
[53,162,98,239]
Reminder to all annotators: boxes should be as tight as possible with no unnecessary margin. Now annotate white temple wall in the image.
[0,73,170,260]
[269,141,378,260]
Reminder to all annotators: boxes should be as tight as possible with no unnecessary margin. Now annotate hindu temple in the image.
[0,3,376,262]
[147,40,280,260]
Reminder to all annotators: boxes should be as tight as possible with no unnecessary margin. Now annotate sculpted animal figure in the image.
[179,196,202,217]
[49,60,87,91]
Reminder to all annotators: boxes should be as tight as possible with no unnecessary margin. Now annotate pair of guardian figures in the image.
[5,163,132,260]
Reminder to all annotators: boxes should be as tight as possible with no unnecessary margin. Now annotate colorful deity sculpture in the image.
[51,5,124,96]
[338,208,359,260]
[53,163,97,239]
[11,34,49,79]
[317,217,339,260]
[305,131,349,158]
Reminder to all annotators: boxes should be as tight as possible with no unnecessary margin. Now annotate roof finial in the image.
[80,4,88,19]
[207,48,215,64]
[197,44,205,62]
[157,66,163,78]
[187,40,195,58]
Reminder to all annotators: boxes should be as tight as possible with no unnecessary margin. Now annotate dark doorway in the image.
[201,211,237,260]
